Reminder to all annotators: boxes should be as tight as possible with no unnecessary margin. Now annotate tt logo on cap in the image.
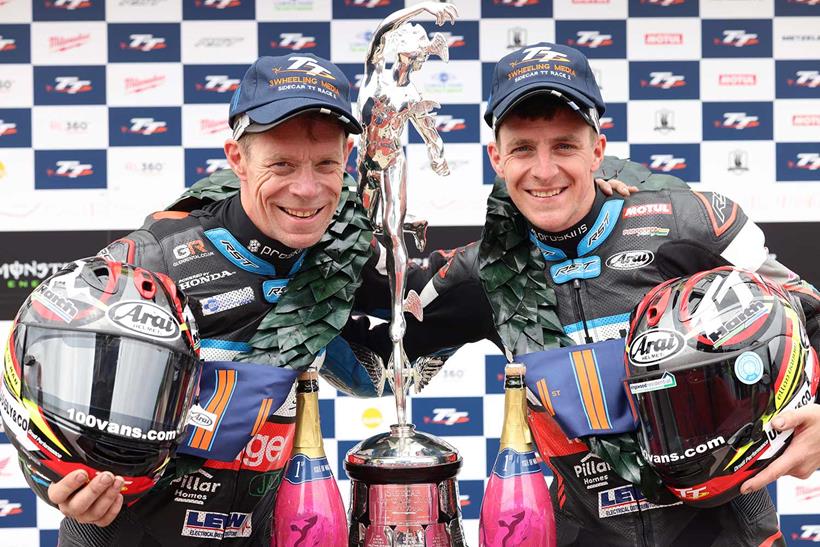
[520,46,570,63]
[287,56,335,79]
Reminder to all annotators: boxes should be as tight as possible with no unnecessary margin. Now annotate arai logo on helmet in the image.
[629,329,684,365]
[107,301,181,341]
[606,250,654,270]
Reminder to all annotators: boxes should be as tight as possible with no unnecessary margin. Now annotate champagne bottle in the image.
[271,368,347,546]
[479,363,556,547]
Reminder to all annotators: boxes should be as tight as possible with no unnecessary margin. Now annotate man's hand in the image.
[596,177,638,197]
[741,404,820,494]
[48,469,125,527]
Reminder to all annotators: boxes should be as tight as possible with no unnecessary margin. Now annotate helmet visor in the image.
[628,342,774,479]
[18,325,199,442]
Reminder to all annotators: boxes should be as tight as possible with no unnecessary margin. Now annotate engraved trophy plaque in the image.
[345,3,467,546]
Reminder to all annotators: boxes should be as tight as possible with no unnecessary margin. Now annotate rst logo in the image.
[557,21,626,58]
[183,0,254,19]
[0,108,31,148]
[184,65,245,103]
[108,24,180,63]
[777,143,820,182]
[34,66,106,105]
[480,0,552,18]
[0,25,29,64]
[630,144,700,182]
[702,102,772,141]
[33,0,104,21]
[332,0,394,19]
[185,149,230,187]
[418,21,479,60]
[413,397,483,436]
[629,0,697,17]
[259,23,329,58]
[776,61,820,99]
[109,107,181,146]
[35,150,107,189]
[702,20,772,58]
[409,104,479,144]
[630,61,698,100]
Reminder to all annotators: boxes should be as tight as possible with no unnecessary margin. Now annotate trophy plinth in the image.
[346,424,466,546]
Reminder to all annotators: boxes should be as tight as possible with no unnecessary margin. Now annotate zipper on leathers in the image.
[572,279,593,344]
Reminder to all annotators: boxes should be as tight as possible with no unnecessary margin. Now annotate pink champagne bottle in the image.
[271,368,347,546]
[479,363,556,547]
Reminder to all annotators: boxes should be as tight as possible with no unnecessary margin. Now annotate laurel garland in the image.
[169,170,373,371]
[476,157,686,503]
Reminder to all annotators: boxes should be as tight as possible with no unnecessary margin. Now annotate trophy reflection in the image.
[345,2,467,545]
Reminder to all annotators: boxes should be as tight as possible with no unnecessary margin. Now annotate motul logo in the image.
[623,203,672,218]
[644,33,683,45]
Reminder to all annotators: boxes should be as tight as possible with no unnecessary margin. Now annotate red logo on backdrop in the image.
[195,0,241,8]
[46,0,93,9]
[344,0,390,6]
[719,74,757,86]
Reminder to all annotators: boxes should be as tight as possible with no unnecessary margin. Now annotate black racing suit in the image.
[58,186,377,546]
[377,163,820,546]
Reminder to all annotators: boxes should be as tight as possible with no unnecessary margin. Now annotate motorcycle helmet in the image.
[1,257,201,505]
[624,267,818,508]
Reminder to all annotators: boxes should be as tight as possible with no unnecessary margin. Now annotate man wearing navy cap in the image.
[43,54,385,546]
[377,42,820,546]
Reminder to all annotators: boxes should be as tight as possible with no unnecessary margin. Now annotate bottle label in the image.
[283,453,333,485]
[296,378,319,393]
[491,448,541,479]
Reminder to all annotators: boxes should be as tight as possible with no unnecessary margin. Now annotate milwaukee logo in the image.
[125,75,166,94]
[719,74,756,86]
[49,33,90,52]
[199,119,228,134]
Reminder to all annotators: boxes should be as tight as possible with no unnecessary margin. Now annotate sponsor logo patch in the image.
[605,250,654,270]
[628,329,684,365]
[622,203,672,218]
[598,485,680,518]
[108,300,181,341]
[181,509,251,539]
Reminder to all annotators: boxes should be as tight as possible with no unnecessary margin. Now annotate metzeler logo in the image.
[121,34,166,52]
[716,112,759,130]
[46,160,93,178]
[628,329,684,365]
[569,31,613,49]
[271,33,316,50]
[641,72,685,89]
[719,74,756,86]
[125,75,167,94]
[0,120,17,137]
[0,36,16,52]
[122,117,167,135]
[714,30,759,48]
[107,300,181,340]
[644,33,682,45]
[788,153,820,171]
[49,34,90,53]
[787,70,820,88]
[195,75,240,93]
[46,76,92,95]
[648,154,686,172]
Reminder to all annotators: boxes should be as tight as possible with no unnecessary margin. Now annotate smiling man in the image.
[374,42,820,546]
[44,54,380,547]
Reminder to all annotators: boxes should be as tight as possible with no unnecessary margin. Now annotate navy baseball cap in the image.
[484,43,605,132]
[229,54,362,138]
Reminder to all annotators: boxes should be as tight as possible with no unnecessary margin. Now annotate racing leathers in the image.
[379,158,819,547]
[57,173,379,547]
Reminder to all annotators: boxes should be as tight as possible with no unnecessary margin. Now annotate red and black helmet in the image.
[1,257,201,505]
[625,267,818,508]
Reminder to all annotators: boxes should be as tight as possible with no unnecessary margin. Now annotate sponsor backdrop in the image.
[0,0,818,544]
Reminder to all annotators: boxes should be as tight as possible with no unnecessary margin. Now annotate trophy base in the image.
[345,424,467,547]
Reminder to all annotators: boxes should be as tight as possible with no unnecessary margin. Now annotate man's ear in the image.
[224,139,247,182]
[487,140,504,179]
[590,132,606,173]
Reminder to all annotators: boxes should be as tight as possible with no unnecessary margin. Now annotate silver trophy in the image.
[345,3,467,546]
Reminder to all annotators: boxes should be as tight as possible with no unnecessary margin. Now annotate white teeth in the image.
[530,188,562,198]
[283,208,319,218]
